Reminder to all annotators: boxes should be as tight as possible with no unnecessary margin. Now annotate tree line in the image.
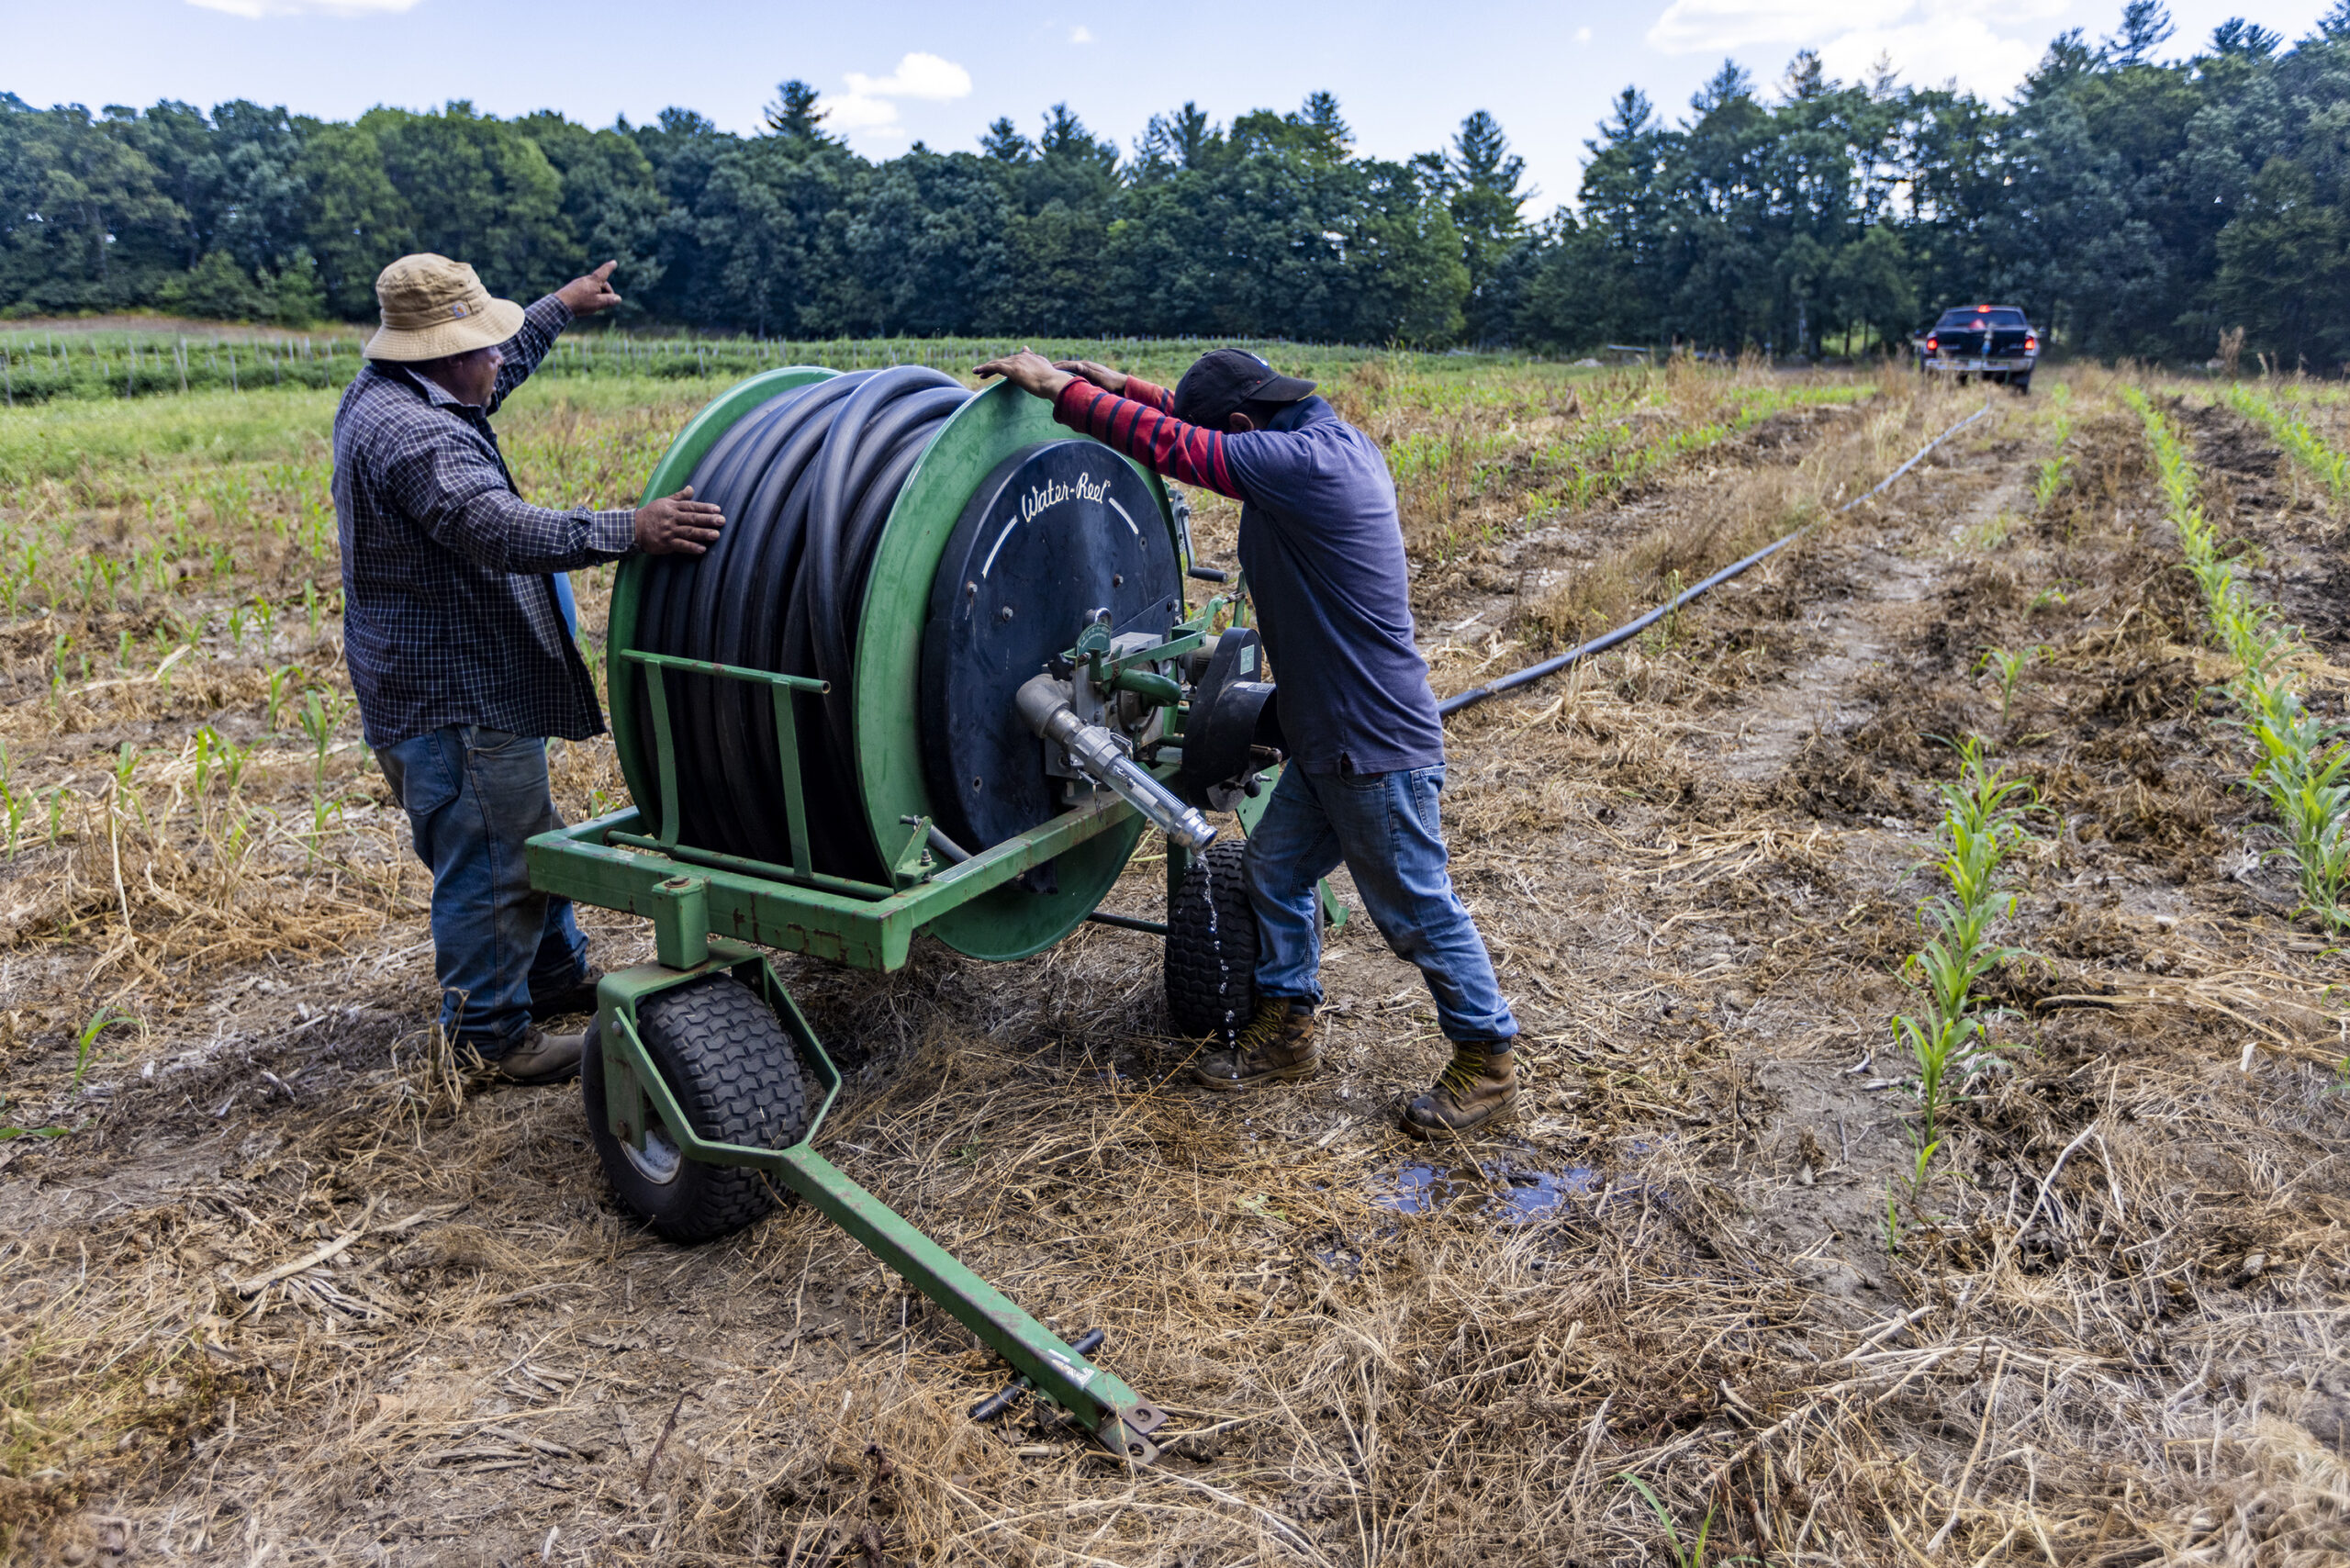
[2,2,2344,366]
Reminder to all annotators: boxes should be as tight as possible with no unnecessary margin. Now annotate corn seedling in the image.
[1894,736,2037,1181]
[299,689,344,787]
[308,792,342,864]
[0,743,20,857]
[2033,411,2074,510]
[1976,644,2042,721]
[192,727,218,794]
[1615,1473,1751,1568]
[71,1006,132,1095]
[265,665,298,731]
[7,1008,143,1138]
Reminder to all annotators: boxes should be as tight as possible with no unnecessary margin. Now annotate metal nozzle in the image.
[1017,676,1217,853]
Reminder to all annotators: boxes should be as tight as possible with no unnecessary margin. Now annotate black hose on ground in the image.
[1438,401,1991,718]
[636,366,968,879]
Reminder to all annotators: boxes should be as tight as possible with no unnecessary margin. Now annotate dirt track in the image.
[6,372,2347,1565]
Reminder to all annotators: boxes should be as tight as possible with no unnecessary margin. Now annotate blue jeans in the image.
[376,725,588,1055]
[1244,763,1519,1043]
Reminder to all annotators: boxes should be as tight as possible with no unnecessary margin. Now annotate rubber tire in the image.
[582,975,810,1245]
[1165,836,1259,1037]
[2011,374,2032,396]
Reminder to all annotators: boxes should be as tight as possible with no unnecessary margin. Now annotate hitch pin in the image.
[970,1327,1106,1422]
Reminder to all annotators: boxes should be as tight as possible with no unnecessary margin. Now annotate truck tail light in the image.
[2025,333,2038,353]
[1926,336,1938,353]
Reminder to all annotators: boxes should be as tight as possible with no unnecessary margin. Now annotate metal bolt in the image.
[1113,573,1124,587]
[1000,605,1015,622]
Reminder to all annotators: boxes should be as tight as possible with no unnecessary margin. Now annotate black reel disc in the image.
[1176,627,1281,811]
[921,441,1181,855]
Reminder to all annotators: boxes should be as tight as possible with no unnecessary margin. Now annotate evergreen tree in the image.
[763,81,830,141]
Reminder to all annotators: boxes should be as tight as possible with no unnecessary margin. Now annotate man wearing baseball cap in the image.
[334,254,723,1083]
[975,346,1522,1137]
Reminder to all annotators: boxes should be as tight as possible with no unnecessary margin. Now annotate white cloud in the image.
[1816,14,2045,95]
[824,94,904,131]
[187,0,420,14]
[1646,0,2066,100]
[843,51,974,102]
[1071,25,1095,43]
[824,51,972,135]
[1575,25,1593,40]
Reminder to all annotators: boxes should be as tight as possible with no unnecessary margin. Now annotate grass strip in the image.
[2126,386,2350,927]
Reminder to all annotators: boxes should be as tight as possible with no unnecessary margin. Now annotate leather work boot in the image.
[530,966,604,1022]
[1401,1041,1519,1138]
[472,1026,587,1086]
[1191,999,1320,1091]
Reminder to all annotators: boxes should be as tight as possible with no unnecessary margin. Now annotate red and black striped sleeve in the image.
[1120,375,1177,413]
[1053,379,1242,500]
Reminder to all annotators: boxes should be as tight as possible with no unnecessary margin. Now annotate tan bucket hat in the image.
[364,253,527,362]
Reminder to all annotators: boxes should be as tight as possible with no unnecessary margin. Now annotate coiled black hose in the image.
[636,366,968,880]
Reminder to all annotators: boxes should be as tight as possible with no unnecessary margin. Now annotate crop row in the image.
[2126,386,2350,926]
[2221,385,2350,504]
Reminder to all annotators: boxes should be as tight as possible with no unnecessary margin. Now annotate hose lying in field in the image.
[1438,400,1992,718]
[636,366,968,879]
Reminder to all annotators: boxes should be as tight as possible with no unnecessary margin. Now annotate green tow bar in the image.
[588,941,1167,1463]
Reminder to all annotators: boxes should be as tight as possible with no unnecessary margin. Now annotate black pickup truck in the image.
[1916,305,2039,392]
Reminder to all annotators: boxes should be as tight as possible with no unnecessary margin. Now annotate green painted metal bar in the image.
[606,832,899,901]
[773,1147,1163,1461]
[771,681,813,877]
[639,659,685,847]
[1107,666,1181,706]
[621,649,828,693]
[604,992,1162,1462]
[531,790,1144,970]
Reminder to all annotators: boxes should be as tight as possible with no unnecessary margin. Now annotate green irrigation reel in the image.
[527,365,1316,1462]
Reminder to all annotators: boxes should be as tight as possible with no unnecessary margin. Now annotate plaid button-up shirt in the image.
[333,295,637,747]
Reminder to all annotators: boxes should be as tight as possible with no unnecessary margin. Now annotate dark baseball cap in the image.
[1171,350,1316,425]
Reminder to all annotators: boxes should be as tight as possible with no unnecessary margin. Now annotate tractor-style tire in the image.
[1165,837,1258,1037]
[582,975,809,1245]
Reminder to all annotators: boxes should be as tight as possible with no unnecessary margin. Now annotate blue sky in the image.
[5,0,2332,211]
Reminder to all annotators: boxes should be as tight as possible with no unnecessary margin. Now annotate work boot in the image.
[530,965,604,1022]
[470,1026,586,1085]
[1401,1041,1519,1138]
[1191,999,1320,1091]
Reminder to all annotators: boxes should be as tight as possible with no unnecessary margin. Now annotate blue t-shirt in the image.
[1224,399,1446,776]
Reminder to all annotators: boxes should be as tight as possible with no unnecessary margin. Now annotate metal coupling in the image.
[1016,675,1217,853]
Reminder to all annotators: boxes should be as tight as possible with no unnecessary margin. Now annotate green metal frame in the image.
[589,943,1165,1462]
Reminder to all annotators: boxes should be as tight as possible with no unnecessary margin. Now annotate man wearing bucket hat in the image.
[975,347,1522,1137]
[335,254,723,1083]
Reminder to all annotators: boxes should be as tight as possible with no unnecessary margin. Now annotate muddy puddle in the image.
[1375,1159,1602,1221]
